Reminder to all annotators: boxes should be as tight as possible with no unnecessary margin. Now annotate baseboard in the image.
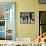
[16,38,32,42]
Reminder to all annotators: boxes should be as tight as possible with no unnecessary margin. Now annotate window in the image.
[39,11,46,35]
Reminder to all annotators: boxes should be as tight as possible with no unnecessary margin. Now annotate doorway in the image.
[39,11,46,35]
[0,2,16,40]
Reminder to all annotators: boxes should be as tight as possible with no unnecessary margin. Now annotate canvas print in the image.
[20,12,35,24]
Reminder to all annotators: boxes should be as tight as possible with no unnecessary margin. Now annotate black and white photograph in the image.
[20,12,35,24]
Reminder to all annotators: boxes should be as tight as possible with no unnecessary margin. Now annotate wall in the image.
[0,0,46,40]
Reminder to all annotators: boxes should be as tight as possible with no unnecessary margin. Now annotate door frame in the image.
[39,11,46,36]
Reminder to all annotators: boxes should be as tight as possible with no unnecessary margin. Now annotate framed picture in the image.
[20,12,35,24]
[39,0,46,4]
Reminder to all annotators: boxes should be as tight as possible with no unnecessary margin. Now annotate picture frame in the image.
[20,12,35,24]
[39,0,46,4]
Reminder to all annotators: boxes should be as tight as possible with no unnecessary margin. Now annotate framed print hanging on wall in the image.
[20,12,35,24]
[39,0,46,4]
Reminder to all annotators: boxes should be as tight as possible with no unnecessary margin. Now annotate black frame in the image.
[20,12,35,24]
